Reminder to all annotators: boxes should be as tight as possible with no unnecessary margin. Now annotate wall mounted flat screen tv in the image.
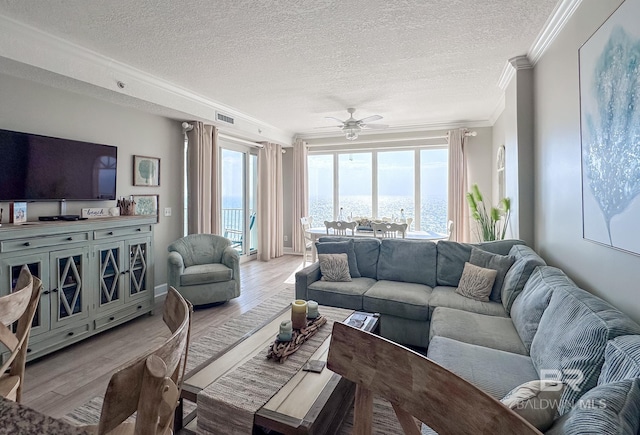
[0,128,117,201]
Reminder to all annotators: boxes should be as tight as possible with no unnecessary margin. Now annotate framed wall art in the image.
[133,194,159,222]
[133,155,160,186]
[579,0,640,255]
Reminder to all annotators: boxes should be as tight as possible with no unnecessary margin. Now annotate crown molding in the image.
[297,119,492,141]
[528,0,583,65]
[0,13,294,146]
[497,0,582,91]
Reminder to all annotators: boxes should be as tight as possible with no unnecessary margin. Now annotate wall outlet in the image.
[284,235,288,242]
[164,207,172,217]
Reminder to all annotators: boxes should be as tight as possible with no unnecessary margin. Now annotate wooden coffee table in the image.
[178,308,379,434]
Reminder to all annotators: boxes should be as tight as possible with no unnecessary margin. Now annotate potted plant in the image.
[466,184,511,241]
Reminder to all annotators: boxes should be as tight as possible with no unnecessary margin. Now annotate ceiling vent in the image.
[216,112,235,125]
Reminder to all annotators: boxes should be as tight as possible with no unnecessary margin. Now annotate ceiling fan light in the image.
[345,128,359,141]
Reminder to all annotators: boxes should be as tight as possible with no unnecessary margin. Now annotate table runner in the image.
[197,305,354,434]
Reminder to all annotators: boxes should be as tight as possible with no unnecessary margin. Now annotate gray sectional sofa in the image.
[295,237,640,433]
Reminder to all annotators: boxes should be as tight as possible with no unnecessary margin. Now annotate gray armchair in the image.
[167,234,240,306]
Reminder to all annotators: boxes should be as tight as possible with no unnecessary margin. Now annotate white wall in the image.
[533,0,640,323]
[0,73,184,290]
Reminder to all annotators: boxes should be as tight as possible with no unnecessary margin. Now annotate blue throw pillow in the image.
[469,247,515,302]
[315,239,361,278]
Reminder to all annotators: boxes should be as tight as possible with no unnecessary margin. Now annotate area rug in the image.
[64,286,414,434]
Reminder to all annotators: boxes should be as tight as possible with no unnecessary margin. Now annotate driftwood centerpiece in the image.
[267,316,327,363]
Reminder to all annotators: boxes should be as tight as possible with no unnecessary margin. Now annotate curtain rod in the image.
[182,122,286,153]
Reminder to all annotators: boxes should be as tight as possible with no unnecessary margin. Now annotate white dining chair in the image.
[324,221,356,236]
[371,222,407,238]
[300,217,314,266]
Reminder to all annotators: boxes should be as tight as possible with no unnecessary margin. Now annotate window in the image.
[308,154,334,225]
[308,147,448,234]
[420,149,448,233]
[339,153,372,219]
[377,150,414,222]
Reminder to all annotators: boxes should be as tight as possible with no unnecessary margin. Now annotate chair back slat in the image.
[327,322,542,435]
[97,287,192,434]
[324,220,356,236]
[0,266,41,402]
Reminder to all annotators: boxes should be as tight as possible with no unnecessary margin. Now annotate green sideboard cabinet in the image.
[0,216,155,362]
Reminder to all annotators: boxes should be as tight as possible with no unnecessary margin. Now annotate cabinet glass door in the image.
[1,253,49,337]
[50,247,89,329]
[96,242,124,309]
[126,239,150,301]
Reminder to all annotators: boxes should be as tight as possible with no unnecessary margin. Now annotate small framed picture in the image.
[10,202,27,224]
[133,155,160,186]
[132,195,159,222]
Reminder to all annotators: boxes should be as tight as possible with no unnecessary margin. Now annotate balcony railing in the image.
[222,208,256,252]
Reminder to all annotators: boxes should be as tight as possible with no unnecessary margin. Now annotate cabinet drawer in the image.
[94,299,152,331]
[26,323,91,358]
[0,232,90,253]
[94,225,152,240]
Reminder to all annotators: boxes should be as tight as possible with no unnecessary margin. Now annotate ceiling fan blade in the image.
[358,114,383,123]
[361,123,388,130]
[325,116,346,124]
[314,125,343,129]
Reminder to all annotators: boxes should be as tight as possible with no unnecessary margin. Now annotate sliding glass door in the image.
[220,143,257,257]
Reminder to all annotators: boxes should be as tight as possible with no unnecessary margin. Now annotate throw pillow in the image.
[545,378,640,435]
[501,380,565,431]
[318,253,352,282]
[455,262,496,302]
[315,240,361,278]
[469,247,515,302]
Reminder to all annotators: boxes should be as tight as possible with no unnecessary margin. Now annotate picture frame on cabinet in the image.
[133,195,159,223]
[10,202,27,224]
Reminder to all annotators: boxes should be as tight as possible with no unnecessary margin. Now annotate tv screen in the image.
[0,129,117,201]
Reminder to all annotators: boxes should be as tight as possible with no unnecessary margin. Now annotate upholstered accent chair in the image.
[167,234,240,306]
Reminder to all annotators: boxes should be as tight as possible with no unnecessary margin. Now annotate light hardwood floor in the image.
[22,254,304,419]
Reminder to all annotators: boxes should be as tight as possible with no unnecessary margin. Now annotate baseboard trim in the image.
[154,283,168,300]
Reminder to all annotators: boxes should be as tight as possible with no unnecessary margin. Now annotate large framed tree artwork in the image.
[580,0,640,255]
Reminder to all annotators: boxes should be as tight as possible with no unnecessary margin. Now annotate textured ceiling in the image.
[0,0,560,135]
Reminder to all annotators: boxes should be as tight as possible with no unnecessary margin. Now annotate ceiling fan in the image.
[325,108,388,140]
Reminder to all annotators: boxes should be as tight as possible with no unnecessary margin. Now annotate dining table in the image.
[306,226,447,262]
[0,396,91,435]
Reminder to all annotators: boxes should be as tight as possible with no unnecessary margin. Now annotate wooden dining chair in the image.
[327,322,541,435]
[0,265,41,403]
[371,222,407,238]
[88,286,192,435]
[324,220,357,236]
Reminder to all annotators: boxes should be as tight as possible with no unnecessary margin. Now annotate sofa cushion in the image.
[363,280,432,321]
[180,263,233,286]
[427,336,538,399]
[316,239,360,278]
[530,286,640,415]
[429,307,527,355]
[318,253,351,282]
[435,240,524,287]
[376,239,437,286]
[598,335,640,385]
[319,237,380,278]
[307,277,376,310]
[455,262,496,302]
[469,248,515,302]
[546,378,640,435]
[429,286,508,318]
[502,245,546,314]
[510,266,572,353]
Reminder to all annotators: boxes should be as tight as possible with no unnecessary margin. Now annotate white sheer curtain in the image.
[257,142,284,261]
[291,137,308,254]
[186,121,221,235]
[447,128,470,242]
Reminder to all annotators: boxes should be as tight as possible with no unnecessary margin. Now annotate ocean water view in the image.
[309,195,448,234]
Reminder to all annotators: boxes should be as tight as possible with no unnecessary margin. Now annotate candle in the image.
[278,320,292,342]
[291,299,308,329]
[307,300,319,319]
